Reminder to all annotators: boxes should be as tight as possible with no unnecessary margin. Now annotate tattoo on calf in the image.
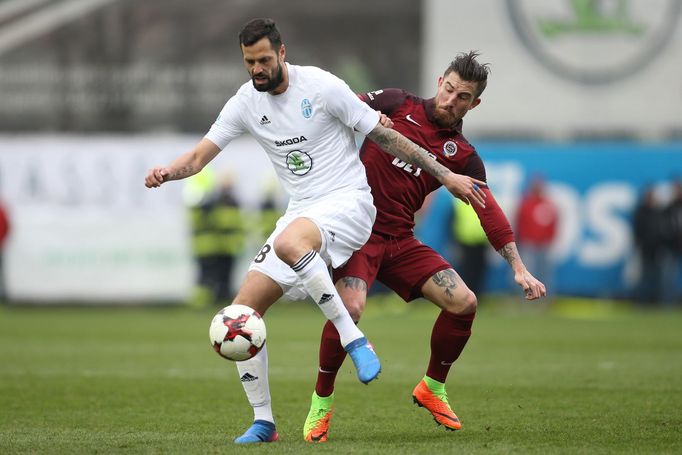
[432,269,458,299]
[341,277,367,292]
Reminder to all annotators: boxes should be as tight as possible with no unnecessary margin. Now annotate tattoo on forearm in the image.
[368,126,448,178]
[431,269,458,299]
[169,165,195,180]
[340,276,367,292]
[497,243,520,267]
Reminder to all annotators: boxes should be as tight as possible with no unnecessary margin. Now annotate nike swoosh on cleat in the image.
[310,431,327,442]
[433,410,460,424]
[440,361,454,366]
[406,114,421,126]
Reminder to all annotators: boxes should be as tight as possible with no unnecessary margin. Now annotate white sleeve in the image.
[322,74,379,136]
[204,94,246,150]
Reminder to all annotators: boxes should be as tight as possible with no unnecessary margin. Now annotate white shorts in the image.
[248,189,376,300]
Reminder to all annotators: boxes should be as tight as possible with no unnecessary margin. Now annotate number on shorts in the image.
[254,244,272,263]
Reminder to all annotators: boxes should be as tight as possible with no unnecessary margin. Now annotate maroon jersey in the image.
[359,89,513,250]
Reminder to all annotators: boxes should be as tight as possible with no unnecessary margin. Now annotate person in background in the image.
[452,198,490,297]
[0,198,10,301]
[632,185,665,305]
[515,175,559,296]
[661,178,682,305]
[189,172,247,307]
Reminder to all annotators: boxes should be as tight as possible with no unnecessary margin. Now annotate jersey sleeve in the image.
[204,94,246,150]
[358,88,409,115]
[322,74,380,136]
[472,188,515,250]
[462,151,487,182]
[464,153,515,249]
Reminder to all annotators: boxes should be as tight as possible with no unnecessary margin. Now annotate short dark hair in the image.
[238,18,282,49]
[445,51,490,98]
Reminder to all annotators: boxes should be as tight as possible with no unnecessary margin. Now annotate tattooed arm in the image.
[144,138,221,188]
[497,242,547,300]
[367,123,487,208]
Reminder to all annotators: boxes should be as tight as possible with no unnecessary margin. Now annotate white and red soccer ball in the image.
[209,304,266,361]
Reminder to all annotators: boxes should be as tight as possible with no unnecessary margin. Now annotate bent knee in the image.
[444,289,477,315]
[272,234,301,265]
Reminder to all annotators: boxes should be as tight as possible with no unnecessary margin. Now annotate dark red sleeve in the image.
[472,188,515,250]
[357,88,409,116]
[462,151,487,182]
[460,152,513,248]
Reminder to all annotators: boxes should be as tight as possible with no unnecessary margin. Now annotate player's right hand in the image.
[145,167,170,188]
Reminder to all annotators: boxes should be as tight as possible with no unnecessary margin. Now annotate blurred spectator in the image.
[515,175,559,295]
[187,171,247,307]
[256,184,284,246]
[632,185,665,305]
[0,199,9,301]
[452,199,489,296]
[661,178,682,305]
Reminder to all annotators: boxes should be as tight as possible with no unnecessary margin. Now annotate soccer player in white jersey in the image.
[144,18,487,444]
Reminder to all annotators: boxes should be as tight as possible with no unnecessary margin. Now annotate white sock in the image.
[236,343,274,424]
[292,250,364,347]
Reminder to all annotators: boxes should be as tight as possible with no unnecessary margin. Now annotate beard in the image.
[431,105,459,129]
[251,62,284,92]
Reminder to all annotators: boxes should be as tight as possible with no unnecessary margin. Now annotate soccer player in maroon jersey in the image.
[303,51,546,442]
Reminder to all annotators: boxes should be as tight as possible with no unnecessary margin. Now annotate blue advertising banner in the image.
[416,141,682,298]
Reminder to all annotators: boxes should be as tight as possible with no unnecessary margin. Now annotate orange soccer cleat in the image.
[412,378,462,431]
[303,392,334,442]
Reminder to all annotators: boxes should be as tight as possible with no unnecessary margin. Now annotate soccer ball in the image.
[209,304,266,361]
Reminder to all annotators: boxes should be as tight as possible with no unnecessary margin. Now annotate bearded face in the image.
[432,73,481,129]
[241,37,287,94]
[251,60,284,92]
[431,103,460,129]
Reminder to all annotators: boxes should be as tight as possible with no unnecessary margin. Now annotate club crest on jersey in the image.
[442,141,458,157]
[286,150,313,175]
[301,98,313,119]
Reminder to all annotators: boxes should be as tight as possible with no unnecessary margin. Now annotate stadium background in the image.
[0,0,680,302]
[1,2,682,454]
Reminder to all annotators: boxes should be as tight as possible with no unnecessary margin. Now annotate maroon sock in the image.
[315,320,347,397]
[426,310,476,383]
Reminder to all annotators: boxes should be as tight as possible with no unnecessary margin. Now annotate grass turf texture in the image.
[1,297,681,454]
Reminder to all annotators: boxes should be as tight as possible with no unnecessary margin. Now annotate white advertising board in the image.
[0,134,276,303]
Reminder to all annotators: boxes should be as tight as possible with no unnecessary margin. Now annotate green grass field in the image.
[1,297,681,454]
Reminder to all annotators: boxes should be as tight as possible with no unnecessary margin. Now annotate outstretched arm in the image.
[367,123,487,208]
[144,138,221,188]
[497,242,546,300]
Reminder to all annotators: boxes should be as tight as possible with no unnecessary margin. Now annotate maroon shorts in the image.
[333,233,451,302]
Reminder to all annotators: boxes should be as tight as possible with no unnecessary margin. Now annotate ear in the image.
[437,76,444,88]
[469,98,482,110]
[279,44,286,61]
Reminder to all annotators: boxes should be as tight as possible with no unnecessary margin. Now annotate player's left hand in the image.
[514,269,546,300]
[442,172,487,208]
[377,111,393,128]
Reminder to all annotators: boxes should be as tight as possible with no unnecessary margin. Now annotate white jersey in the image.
[205,63,379,206]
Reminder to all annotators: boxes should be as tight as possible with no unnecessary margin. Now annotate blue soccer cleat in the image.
[234,420,279,444]
[345,336,381,384]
